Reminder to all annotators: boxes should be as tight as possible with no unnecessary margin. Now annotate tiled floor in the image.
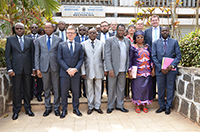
[1,95,200,132]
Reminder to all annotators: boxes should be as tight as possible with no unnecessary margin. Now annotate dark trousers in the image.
[124,78,130,97]
[61,77,80,111]
[152,76,157,98]
[80,77,86,97]
[12,71,32,114]
[35,77,43,98]
[156,74,176,109]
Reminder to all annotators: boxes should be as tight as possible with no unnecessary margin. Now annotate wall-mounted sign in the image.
[62,6,105,17]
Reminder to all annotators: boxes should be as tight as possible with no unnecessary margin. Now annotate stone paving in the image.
[0,95,200,132]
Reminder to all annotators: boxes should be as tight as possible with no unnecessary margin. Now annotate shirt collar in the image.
[67,39,74,43]
[161,37,169,42]
[117,37,125,42]
[16,35,24,39]
[45,34,53,38]
[153,26,159,29]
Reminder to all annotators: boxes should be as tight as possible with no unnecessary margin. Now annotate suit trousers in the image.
[60,77,80,111]
[12,70,32,114]
[152,76,157,98]
[42,67,60,111]
[35,77,43,98]
[86,78,102,110]
[156,74,176,109]
[107,72,126,109]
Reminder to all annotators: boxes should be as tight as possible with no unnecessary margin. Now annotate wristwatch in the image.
[171,65,175,69]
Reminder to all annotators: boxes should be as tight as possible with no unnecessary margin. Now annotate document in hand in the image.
[161,57,176,71]
[129,66,137,79]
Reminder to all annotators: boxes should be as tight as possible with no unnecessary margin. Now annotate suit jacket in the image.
[35,34,63,72]
[96,32,114,40]
[5,35,34,74]
[57,41,84,78]
[152,37,181,75]
[81,39,105,79]
[26,34,40,39]
[75,35,89,43]
[105,36,131,76]
[144,26,162,48]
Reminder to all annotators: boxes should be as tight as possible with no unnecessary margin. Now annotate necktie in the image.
[154,28,158,42]
[61,32,64,41]
[91,41,94,49]
[81,36,84,42]
[70,41,73,56]
[47,36,51,51]
[104,33,107,41]
[164,39,167,53]
[33,35,36,44]
[19,37,24,51]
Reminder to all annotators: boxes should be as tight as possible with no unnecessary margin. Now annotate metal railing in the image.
[60,0,114,6]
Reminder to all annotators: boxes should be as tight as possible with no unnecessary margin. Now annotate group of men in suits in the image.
[5,16,181,120]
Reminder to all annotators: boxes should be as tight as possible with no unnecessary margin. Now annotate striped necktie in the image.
[19,37,24,51]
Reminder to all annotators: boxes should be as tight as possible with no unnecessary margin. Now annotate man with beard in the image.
[26,24,43,102]
[105,24,130,114]
[96,21,114,97]
[54,21,67,42]
[152,26,181,115]
[5,23,35,120]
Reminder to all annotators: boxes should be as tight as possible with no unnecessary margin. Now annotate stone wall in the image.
[0,68,12,117]
[174,67,200,125]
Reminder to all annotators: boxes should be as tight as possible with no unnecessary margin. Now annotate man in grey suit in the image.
[35,22,63,117]
[81,28,105,115]
[105,24,131,114]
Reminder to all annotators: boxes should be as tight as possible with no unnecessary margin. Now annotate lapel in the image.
[158,39,165,55]
[23,37,28,52]
[42,35,48,50]
[15,35,23,52]
[113,36,120,49]
[73,42,78,57]
[166,38,172,55]
[51,35,55,51]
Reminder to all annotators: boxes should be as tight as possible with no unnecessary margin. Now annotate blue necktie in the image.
[19,37,24,51]
[70,41,73,56]
[61,32,64,41]
[104,33,107,41]
[154,28,157,42]
[81,36,84,42]
[47,36,51,51]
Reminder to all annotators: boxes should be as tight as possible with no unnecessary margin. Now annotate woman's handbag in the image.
[128,66,137,79]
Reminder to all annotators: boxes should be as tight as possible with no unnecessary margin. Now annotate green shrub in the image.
[0,39,6,67]
[179,29,200,67]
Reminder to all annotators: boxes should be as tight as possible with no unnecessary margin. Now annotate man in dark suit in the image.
[152,26,181,115]
[35,23,63,117]
[5,23,35,120]
[58,26,84,118]
[96,21,114,97]
[26,24,43,102]
[144,15,161,99]
[54,21,67,42]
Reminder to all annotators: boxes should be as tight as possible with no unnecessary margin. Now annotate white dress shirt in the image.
[100,32,109,43]
[67,39,75,52]
[118,38,126,72]
[152,26,160,43]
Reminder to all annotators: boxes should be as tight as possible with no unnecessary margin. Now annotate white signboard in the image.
[62,6,105,17]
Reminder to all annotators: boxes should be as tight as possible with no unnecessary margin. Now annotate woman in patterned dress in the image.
[129,31,155,113]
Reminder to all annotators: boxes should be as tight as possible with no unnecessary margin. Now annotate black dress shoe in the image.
[25,110,35,116]
[43,110,52,117]
[165,108,171,115]
[155,107,166,113]
[12,113,18,120]
[95,108,103,114]
[73,109,82,116]
[87,109,93,115]
[107,108,114,114]
[37,96,43,102]
[54,110,60,116]
[60,110,67,118]
[116,107,129,113]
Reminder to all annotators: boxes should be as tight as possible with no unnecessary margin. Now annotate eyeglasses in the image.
[31,27,38,29]
[89,32,96,34]
[136,36,144,39]
[15,28,23,30]
[67,32,76,34]
[101,25,108,27]
[79,29,86,31]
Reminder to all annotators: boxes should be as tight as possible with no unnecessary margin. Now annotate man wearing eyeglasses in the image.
[35,23,63,117]
[81,28,106,115]
[96,21,114,97]
[26,24,43,102]
[5,23,35,120]
[58,26,84,118]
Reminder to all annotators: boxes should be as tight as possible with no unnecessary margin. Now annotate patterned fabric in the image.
[19,37,24,51]
[129,44,154,106]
